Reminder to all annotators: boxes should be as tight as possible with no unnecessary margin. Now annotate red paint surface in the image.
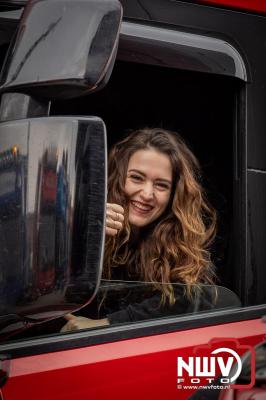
[194,0,266,14]
[2,318,266,400]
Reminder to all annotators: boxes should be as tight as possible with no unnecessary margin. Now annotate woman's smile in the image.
[130,200,154,213]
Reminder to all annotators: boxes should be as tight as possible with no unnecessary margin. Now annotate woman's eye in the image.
[155,182,170,190]
[130,174,142,181]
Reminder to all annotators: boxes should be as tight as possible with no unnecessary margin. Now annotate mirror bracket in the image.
[0,93,50,122]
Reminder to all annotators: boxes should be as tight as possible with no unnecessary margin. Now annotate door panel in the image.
[2,319,266,400]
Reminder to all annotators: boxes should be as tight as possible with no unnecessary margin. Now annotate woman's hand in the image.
[60,314,110,332]
[106,203,124,236]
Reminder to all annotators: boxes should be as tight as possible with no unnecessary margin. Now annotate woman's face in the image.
[125,148,172,227]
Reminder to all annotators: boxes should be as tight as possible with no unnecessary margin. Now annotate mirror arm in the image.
[0,93,50,122]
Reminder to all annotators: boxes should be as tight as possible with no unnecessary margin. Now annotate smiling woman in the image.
[61,128,217,332]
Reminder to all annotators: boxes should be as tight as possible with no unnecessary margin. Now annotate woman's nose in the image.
[140,182,154,200]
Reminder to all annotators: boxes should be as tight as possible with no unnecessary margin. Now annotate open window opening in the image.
[52,59,243,300]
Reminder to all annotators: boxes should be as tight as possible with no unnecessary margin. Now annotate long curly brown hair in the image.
[104,128,216,304]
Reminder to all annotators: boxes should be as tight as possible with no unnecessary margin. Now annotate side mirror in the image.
[0,0,122,99]
[0,116,106,338]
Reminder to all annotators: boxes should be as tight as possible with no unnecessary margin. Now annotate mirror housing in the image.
[0,0,122,99]
[0,116,106,339]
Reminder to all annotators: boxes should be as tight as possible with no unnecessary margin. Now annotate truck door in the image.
[1,282,266,400]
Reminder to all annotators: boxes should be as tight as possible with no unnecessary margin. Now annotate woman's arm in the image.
[60,314,110,332]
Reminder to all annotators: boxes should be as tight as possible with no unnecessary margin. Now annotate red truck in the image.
[0,1,266,399]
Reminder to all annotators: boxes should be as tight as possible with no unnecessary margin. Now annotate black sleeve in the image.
[107,289,193,324]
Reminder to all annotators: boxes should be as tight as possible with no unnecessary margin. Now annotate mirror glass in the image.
[0,116,106,339]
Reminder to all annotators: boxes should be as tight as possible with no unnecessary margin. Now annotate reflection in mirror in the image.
[0,146,24,308]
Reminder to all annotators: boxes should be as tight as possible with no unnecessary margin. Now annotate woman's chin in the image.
[129,215,149,228]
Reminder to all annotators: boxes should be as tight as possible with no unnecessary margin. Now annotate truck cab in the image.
[0,1,266,399]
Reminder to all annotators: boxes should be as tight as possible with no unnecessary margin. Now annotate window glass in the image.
[77,280,241,326]
[0,280,241,342]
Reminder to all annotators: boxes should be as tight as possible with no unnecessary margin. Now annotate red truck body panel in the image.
[196,0,266,14]
[3,319,266,400]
